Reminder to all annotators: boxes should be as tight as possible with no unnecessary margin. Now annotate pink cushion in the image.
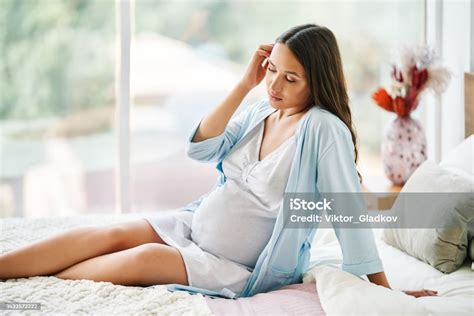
[205,283,325,315]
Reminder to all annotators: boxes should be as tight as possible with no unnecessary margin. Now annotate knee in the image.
[132,243,164,263]
[102,226,129,252]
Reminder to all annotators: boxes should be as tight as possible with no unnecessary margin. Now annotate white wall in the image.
[471,0,474,72]
[425,0,472,162]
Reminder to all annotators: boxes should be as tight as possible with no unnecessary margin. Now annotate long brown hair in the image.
[276,24,362,182]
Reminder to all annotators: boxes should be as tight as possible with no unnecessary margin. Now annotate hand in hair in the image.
[239,43,274,90]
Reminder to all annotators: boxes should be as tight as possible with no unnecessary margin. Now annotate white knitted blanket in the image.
[0,212,213,315]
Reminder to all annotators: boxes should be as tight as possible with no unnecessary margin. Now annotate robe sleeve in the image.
[316,128,384,276]
[185,104,254,163]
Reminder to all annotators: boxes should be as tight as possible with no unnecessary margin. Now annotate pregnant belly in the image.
[190,181,277,268]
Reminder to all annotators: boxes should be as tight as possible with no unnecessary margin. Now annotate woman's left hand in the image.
[402,289,438,298]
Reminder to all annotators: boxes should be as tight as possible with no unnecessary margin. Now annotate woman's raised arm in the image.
[191,82,251,143]
[191,43,274,143]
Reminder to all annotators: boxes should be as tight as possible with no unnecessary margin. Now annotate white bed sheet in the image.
[309,228,474,316]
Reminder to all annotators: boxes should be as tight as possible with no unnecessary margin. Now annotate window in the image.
[0,0,425,217]
[0,0,116,217]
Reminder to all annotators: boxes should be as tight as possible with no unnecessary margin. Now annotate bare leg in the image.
[54,243,188,286]
[0,219,164,279]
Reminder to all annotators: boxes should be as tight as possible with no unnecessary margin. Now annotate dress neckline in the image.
[256,120,295,163]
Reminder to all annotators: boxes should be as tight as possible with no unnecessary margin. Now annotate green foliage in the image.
[0,0,115,120]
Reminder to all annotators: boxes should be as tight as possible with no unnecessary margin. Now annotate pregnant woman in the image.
[0,24,436,299]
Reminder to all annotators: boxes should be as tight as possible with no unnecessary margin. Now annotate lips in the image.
[269,92,283,101]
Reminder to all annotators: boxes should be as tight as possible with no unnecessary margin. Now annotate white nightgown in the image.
[143,119,296,295]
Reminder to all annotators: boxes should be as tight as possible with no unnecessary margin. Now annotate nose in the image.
[268,75,283,93]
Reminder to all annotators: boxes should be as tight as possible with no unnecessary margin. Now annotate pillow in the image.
[469,238,474,261]
[303,266,428,315]
[439,135,473,176]
[382,160,474,273]
[440,135,474,240]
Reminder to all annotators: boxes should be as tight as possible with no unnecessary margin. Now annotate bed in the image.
[1,211,472,315]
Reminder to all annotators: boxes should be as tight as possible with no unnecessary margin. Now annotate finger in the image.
[257,51,270,62]
[257,49,270,57]
[259,43,274,52]
[423,289,438,295]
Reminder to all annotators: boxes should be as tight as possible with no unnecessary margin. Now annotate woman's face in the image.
[265,43,312,111]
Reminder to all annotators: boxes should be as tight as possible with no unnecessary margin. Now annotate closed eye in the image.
[267,68,296,83]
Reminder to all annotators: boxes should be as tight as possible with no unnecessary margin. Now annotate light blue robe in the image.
[165,99,384,298]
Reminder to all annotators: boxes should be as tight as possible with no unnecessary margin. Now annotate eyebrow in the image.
[267,59,302,78]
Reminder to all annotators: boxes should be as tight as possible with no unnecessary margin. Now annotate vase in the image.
[381,116,427,185]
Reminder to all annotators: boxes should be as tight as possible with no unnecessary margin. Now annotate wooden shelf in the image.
[362,176,403,210]
[362,175,403,193]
